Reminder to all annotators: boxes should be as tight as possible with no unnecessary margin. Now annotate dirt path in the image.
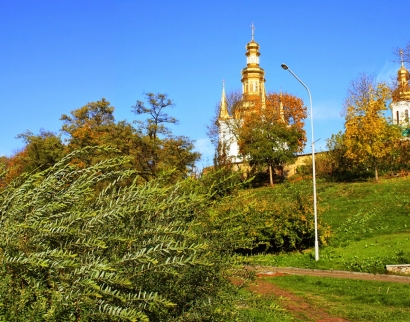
[247,274,349,322]
[254,266,410,284]
[239,266,410,321]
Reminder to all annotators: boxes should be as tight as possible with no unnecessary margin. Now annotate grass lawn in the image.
[233,177,410,321]
[266,274,410,322]
[242,177,410,273]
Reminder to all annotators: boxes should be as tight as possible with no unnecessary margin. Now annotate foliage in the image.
[343,74,402,181]
[313,133,407,183]
[16,130,65,172]
[3,94,199,184]
[238,97,306,186]
[132,93,200,181]
[243,177,410,274]
[383,139,410,173]
[61,98,117,150]
[208,91,307,187]
[0,147,239,321]
[297,139,373,182]
[266,92,307,143]
[132,93,177,140]
[200,165,246,201]
[0,130,65,186]
[324,131,374,181]
[232,182,330,253]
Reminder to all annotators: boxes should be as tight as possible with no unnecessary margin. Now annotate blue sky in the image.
[1,0,409,168]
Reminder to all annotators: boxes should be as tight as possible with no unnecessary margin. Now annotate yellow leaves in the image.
[343,75,400,169]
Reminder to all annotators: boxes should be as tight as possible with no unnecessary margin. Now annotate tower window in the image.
[406,110,409,122]
[397,111,400,124]
[247,56,259,64]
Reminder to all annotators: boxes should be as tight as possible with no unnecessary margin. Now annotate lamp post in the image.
[281,64,319,261]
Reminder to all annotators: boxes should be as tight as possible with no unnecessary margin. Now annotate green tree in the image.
[132,93,200,180]
[0,130,64,184]
[60,98,142,169]
[343,74,401,181]
[238,103,305,186]
[16,129,65,172]
[60,98,116,150]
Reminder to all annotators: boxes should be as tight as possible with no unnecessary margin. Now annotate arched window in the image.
[405,110,409,122]
[397,111,400,124]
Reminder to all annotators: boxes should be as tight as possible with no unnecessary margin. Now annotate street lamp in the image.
[281,63,319,261]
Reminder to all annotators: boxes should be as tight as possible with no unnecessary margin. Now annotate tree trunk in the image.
[269,164,274,187]
[375,164,379,182]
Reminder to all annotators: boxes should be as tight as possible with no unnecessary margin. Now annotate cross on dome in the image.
[400,49,404,67]
[250,22,255,41]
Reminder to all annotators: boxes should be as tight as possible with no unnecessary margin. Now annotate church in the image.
[216,27,410,176]
[217,25,270,164]
[391,50,410,135]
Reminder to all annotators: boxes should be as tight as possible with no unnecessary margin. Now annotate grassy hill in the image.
[236,177,410,321]
[242,176,410,273]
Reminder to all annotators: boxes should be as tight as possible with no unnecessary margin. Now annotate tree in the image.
[266,92,307,143]
[60,98,116,151]
[238,97,306,186]
[343,74,401,181]
[16,129,65,172]
[60,98,142,169]
[132,93,178,140]
[0,130,64,184]
[0,150,28,186]
[132,93,200,180]
[325,132,356,179]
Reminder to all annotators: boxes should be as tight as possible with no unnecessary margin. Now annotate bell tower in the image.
[216,24,269,162]
[216,80,240,163]
[240,23,266,113]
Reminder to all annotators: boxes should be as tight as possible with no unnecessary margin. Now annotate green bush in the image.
[0,147,241,321]
[230,182,331,254]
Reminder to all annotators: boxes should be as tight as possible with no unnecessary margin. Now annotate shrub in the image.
[234,182,331,253]
[0,147,240,321]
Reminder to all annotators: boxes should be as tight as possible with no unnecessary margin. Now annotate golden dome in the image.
[393,49,410,101]
[246,40,259,49]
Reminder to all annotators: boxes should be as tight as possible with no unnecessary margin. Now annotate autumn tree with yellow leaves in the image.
[343,74,401,181]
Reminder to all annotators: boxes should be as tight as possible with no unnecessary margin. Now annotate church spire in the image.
[218,80,230,120]
[279,91,285,122]
[240,23,266,109]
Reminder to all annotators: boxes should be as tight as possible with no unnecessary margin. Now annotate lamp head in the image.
[281,64,289,70]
